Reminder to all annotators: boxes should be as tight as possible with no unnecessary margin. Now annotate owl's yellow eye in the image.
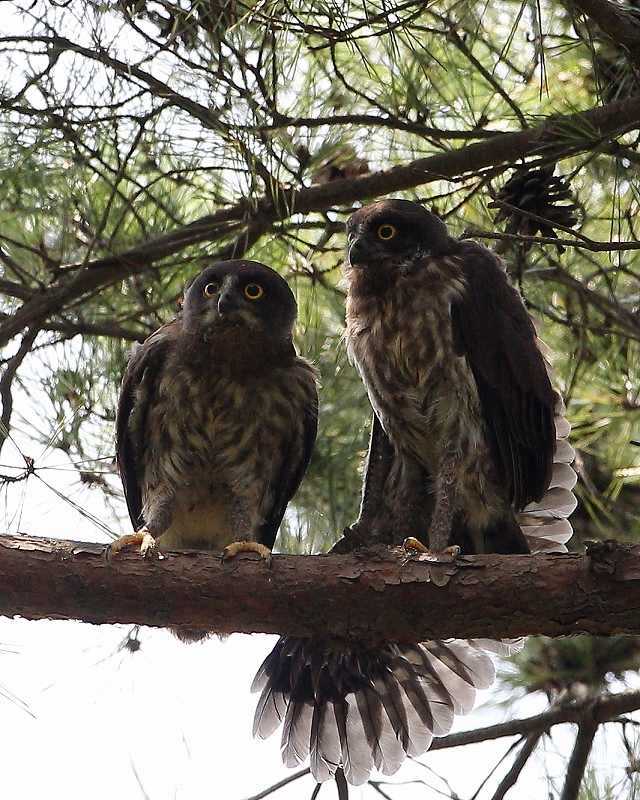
[377,224,397,241]
[244,283,264,300]
[203,283,218,298]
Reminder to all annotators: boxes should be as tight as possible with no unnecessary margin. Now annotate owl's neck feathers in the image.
[345,245,465,302]
[178,312,297,374]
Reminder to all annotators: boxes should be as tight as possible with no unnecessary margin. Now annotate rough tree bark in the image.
[1,534,638,642]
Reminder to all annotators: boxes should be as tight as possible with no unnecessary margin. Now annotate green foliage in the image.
[576,766,639,800]
[504,635,640,697]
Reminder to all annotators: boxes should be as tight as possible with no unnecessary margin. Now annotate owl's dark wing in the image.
[450,241,556,509]
[115,324,176,530]
[257,359,318,549]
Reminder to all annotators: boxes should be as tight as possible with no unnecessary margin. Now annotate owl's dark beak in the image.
[217,290,240,315]
[348,238,367,266]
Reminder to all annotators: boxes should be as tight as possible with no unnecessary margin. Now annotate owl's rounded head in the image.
[346,199,454,267]
[183,260,297,336]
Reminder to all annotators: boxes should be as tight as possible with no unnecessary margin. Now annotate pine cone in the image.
[490,165,579,252]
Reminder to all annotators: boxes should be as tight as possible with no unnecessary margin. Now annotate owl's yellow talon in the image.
[107,529,157,559]
[222,541,272,565]
[403,536,431,555]
[402,537,460,558]
[139,532,157,557]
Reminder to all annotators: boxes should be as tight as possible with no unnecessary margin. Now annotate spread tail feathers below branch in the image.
[252,636,508,785]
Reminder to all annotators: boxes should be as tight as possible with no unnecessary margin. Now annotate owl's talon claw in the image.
[403,536,431,555]
[402,537,460,560]
[139,532,157,557]
[107,529,157,560]
[221,541,272,565]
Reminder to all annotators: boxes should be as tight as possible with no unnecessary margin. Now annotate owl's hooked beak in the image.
[217,287,241,316]
[347,237,368,266]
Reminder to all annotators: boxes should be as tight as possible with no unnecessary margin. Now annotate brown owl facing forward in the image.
[113,260,318,574]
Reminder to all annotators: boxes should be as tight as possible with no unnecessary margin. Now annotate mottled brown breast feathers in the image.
[116,260,318,552]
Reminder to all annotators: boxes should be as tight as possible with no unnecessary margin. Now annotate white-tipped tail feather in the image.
[518,391,577,554]
[252,637,504,785]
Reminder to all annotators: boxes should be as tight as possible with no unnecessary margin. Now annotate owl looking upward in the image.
[114,260,318,568]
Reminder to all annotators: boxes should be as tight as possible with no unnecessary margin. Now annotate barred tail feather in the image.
[252,638,292,739]
[252,636,496,785]
[421,639,496,699]
[517,389,577,554]
[386,653,453,737]
[520,329,578,554]
[310,701,342,783]
[473,638,523,657]
[343,693,376,783]
[375,666,414,754]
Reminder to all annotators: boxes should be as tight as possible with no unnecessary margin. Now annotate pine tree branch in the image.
[563,0,640,55]
[0,535,639,641]
[2,93,640,349]
[0,326,39,455]
[431,688,640,751]
[243,767,311,800]
[490,732,543,800]
[561,714,599,800]
[432,690,640,800]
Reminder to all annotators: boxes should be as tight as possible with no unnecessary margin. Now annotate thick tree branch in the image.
[564,0,640,54]
[2,94,640,349]
[0,536,639,641]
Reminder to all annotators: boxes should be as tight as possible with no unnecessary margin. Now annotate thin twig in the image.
[0,326,39,455]
[464,226,640,252]
[490,732,544,800]
[242,767,311,800]
[560,713,599,800]
[431,689,640,750]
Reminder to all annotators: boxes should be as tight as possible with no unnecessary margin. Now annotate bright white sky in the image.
[0,616,563,800]
[0,611,631,800]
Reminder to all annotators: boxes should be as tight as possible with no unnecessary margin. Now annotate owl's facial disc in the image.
[214,278,267,323]
[183,260,297,338]
[346,199,455,269]
[193,277,270,334]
